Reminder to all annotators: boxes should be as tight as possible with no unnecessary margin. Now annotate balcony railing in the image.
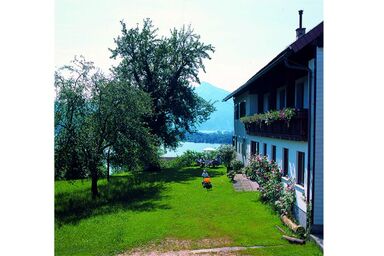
[244,109,308,141]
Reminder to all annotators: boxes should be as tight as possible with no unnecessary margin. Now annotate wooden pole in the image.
[275,225,287,234]
[280,215,305,235]
[282,235,305,244]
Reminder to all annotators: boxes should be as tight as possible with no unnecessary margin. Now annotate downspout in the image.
[283,58,313,222]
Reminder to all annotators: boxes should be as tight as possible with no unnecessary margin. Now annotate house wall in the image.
[231,48,322,228]
[233,92,250,163]
[233,92,248,138]
[313,47,324,228]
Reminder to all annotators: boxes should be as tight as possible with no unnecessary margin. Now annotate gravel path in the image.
[126,245,265,255]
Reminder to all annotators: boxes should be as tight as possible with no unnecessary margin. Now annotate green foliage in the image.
[230,159,243,173]
[110,18,216,148]
[217,144,236,169]
[275,179,296,217]
[247,155,305,236]
[246,155,301,231]
[240,108,296,125]
[55,56,158,197]
[161,150,204,169]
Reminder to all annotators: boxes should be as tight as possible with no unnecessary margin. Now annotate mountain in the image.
[194,82,233,132]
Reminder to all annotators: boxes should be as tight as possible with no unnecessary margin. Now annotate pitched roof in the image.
[223,21,323,102]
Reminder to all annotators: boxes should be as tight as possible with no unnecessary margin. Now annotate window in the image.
[263,93,270,112]
[251,141,259,156]
[234,104,239,120]
[277,87,286,110]
[263,143,267,156]
[249,94,258,114]
[295,82,304,109]
[251,141,256,155]
[297,152,305,186]
[242,139,246,156]
[272,145,276,162]
[283,148,289,176]
[239,101,246,118]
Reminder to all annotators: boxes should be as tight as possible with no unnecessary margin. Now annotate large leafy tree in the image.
[110,19,216,149]
[55,56,157,198]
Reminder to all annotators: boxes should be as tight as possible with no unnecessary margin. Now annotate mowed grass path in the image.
[55,166,322,255]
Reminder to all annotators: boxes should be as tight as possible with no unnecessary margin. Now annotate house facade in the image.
[223,17,323,234]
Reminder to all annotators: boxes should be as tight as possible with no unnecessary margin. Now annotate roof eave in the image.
[222,49,290,102]
[222,21,323,102]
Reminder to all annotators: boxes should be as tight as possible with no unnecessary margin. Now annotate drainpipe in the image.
[283,58,313,218]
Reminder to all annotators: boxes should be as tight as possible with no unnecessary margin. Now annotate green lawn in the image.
[55,166,322,255]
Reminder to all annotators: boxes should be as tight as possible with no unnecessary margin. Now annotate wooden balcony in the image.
[244,109,308,141]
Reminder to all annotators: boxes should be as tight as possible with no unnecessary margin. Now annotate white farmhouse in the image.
[223,12,323,235]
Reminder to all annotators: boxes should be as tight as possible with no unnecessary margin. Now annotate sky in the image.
[55,0,323,93]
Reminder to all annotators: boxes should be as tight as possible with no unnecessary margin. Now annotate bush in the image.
[247,155,283,203]
[275,179,296,217]
[246,155,301,234]
[230,160,243,173]
[160,150,212,169]
[217,145,236,171]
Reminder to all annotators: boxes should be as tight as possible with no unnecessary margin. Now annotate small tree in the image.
[55,56,157,198]
[217,145,236,171]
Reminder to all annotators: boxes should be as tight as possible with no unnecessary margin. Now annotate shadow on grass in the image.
[55,166,226,226]
[55,175,169,226]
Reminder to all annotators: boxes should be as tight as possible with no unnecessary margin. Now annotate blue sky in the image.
[55,0,323,92]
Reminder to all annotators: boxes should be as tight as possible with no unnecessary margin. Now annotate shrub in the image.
[217,145,236,171]
[230,160,243,173]
[275,179,296,217]
[247,155,301,234]
[247,155,283,204]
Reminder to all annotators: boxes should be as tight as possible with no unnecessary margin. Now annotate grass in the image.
[55,166,322,255]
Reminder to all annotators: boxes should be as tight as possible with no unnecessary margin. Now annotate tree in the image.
[217,145,236,172]
[110,19,216,149]
[55,56,157,198]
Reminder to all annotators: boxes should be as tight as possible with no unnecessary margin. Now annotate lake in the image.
[162,142,228,157]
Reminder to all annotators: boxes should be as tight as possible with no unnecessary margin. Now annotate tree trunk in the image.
[90,162,99,199]
[106,148,110,182]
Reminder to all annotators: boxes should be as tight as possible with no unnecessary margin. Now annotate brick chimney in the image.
[296,10,306,39]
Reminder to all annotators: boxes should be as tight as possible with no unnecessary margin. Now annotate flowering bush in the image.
[275,179,296,216]
[245,155,297,221]
[246,155,282,203]
[240,108,296,125]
